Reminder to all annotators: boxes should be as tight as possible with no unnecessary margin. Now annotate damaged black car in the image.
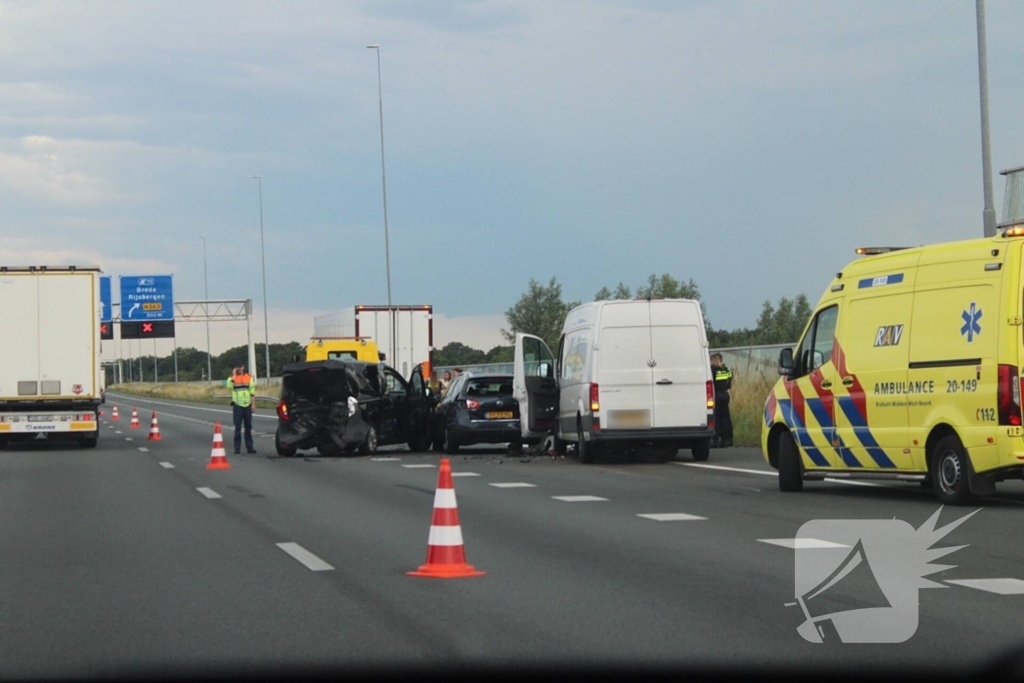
[274,360,433,457]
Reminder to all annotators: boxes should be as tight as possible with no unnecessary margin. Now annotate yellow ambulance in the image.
[762,228,1024,504]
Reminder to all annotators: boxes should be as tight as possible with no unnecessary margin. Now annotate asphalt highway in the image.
[2,391,1024,677]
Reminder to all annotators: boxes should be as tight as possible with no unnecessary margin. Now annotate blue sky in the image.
[3,0,1024,355]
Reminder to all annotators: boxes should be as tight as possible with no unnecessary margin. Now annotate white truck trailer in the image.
[0,266,103,449]
[312,305,433,379]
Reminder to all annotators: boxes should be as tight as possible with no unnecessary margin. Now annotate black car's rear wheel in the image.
[444,427,459,455]
[360,426,378,455]
[275,430,298,457]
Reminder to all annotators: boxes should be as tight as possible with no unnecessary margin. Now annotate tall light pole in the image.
[977,0,997,237]
[367,44,395,364]
[200,235,212,384]
[254,175,271,384]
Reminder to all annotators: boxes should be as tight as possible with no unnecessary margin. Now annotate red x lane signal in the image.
[142,323,154,333]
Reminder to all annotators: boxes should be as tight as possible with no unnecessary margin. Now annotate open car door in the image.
[404,363,433,451]
[513,333,559,441]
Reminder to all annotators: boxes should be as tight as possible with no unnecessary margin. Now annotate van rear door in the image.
[597,301,655,431]
[649,300,708,428]
[513,333,559,440]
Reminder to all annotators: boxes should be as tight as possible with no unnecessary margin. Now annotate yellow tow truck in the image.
[304,337,383,363]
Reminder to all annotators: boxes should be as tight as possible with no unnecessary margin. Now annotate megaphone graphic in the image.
[794,539,891,643]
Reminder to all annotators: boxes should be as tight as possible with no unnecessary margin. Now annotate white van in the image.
[512,299,716,462]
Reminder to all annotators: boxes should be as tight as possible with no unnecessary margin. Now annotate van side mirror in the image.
[778,348,795,377]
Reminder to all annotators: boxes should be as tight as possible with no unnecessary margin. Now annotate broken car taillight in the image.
[277,400,289,421]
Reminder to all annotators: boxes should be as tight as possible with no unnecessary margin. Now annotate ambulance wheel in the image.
[443,427,459,455]
[932,435,974,505]
[691,439,711,462]
[275,431,297,457]
[359,427,378,455]
[777,432,803,492]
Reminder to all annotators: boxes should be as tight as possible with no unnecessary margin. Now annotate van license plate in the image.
[486,411,514,419]
[610,410,650,428]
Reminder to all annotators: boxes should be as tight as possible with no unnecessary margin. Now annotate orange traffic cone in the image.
[111,405,119,421]
[206,422,231,470]
[147,412,162,441]
[129,407,140,429]
[99,409,104,417]
[408,458,485,579]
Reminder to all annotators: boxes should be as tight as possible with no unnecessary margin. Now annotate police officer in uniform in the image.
[226,364,257,454]
[711,353,733,448]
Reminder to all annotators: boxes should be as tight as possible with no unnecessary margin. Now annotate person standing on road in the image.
[226,364,257,455]
[440,370,452,396]
[711,353,733,448]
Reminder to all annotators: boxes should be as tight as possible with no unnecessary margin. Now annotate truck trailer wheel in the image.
[777,431,803,492]
[79,438,98,449]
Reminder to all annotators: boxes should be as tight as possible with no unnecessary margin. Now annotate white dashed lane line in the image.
[637,513,707,521]
[758,538,849,549]
[489,482,536,488]
[196,487,222,499]
[372,457,402,462]
[675,462,891,489]
[451,472,481,477]
[276,542,334,571]
[553,495,608,502]
[124,438,133,442]
[138,447,149,452]
[159,462,175,469]
[401,464,436,469]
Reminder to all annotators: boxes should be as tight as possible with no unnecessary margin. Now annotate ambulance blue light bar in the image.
[855,247,910,255]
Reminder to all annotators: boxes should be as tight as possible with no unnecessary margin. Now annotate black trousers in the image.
[233,403,254,452]
[714,397,733,441]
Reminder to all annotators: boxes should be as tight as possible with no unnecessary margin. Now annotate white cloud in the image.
[0,237,176,274]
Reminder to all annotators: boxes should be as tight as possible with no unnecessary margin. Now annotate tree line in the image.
[110,342,304,384]
[434,274,812,366]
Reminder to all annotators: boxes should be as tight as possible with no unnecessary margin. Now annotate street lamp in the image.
[976,0,997,237]
[200,235,212,384]
[254,175,271,384]
[367,44,394,364]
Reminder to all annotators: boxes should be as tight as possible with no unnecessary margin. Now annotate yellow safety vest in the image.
[226,373,255,408]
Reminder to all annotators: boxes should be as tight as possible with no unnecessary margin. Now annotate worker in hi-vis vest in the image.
[226,364,257,454]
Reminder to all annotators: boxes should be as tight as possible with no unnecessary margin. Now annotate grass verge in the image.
[727,373,776,448]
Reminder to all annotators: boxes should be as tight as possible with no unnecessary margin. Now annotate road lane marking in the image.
[758,538,848,549]
[138,447,149,452]
[489,482,536,488]
[452,472,481,477]
[196,487,222,499]
[673,462,774,476]
[401,464,436,469]
[946,578,1024,594]
[124,438,133,442]
[372,457,402,462]
[637,513,707,521]
[675,463,892,488]
[276,542,334,571]
[159,462,175,469]
[553,495,608,502]
[115,430,122,434]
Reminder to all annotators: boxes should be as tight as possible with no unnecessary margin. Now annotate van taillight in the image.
[590,383,600,412]
[277,400,289,421]
[997,364,1022,426]
[706,380,715,409]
